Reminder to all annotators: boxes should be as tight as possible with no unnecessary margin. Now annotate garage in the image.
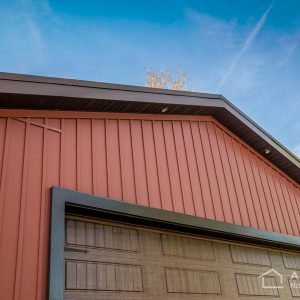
[50,188,300,300]
[1,73,300,300]
[64,217,280,299]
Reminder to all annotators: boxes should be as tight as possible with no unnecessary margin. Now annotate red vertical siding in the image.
[199,122,225,221]
[131,120,149,206]
[190,121,215,220]
[91,119,108,197]
[119,120,136,203]
[0,111,300,300]
[163,121,185,213]
[182,121,205,217]
[106,119,122,200]
[207,123,234,223]
[0,119,25,300]
[142,120,161,209]
[153,121,173,211]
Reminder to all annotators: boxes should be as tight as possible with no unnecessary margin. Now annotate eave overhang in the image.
[0,72,299,184]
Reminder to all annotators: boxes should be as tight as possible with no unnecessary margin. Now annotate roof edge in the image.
[0,72,299,183]
[0,71,223,99]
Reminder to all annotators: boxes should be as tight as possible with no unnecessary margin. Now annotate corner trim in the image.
[49,187,300,300]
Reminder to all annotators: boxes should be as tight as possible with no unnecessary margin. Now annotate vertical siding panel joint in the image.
[14,120,31,300]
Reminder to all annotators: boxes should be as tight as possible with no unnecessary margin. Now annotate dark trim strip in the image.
[49,188,65,300]
[49,186,300,300]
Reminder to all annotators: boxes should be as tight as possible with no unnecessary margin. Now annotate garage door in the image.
[64,216,300,299]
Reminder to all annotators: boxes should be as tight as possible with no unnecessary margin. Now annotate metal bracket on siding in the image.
[12,117,62,133]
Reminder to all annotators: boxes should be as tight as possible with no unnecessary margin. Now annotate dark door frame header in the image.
[49,187,300,300]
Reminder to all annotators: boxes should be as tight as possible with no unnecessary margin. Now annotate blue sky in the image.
[1,0,300,157]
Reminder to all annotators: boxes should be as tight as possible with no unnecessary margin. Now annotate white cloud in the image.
[217,0,275,91]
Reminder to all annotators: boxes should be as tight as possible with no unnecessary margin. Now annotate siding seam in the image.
[205,122,225,221]
[260,162,288,233]
[91,119,96,195]
[197,122,216,220]
[129,120,137,204]
[188,121,206,218]
[150,120,162,209]
[246,149,268,230]
[279,178,299,236]
[212,124,234,223]
[36,119,48,300]
[276,173,295,235]
[160,121,174,211]
[229,137,251,227]
[180,121,196,216]
[117,120,124,201]
[140,120,150,206]
[170,121,185,213]
[13,119,30,300]
[0,118,10,238]
[221,130,243,225]
[238,143,262,229]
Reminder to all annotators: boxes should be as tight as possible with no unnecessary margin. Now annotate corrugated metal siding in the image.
[0,113,300,300]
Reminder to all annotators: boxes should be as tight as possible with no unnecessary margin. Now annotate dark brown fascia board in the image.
[0,72,300,178]
[0,72,222,106]
[0,71,222,99]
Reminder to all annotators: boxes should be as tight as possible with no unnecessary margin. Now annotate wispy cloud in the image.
[217,0,275,91]
[16,0,61,66]
[276,30,300,69]
[39,0,61,24]
[24,16,44,62]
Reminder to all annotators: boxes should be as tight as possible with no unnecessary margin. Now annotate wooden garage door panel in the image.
[235,273,279,297]
[161,233,215,260]
[64,217,299,299]
[165,268,221,294]
[282,253,300,270]
[230,244,272,266]
[66,219,139,252]
[65,261,143,292]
